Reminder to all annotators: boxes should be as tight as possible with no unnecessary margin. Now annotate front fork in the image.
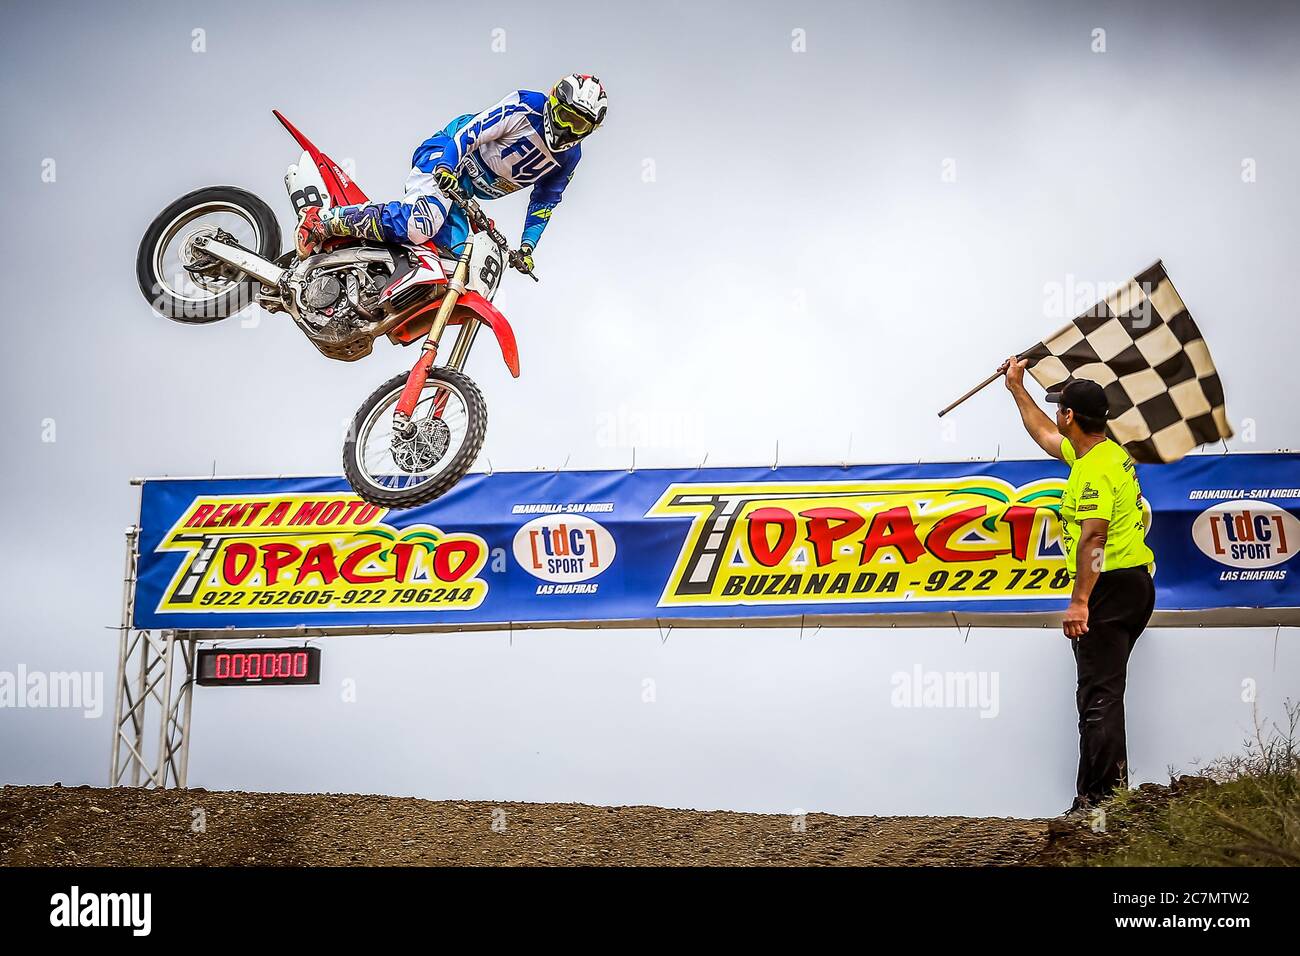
[393,243,482,429]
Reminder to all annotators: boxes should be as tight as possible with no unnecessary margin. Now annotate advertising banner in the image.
[132,454,1300,632]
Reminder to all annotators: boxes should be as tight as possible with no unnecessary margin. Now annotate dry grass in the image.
[1078,702,1300,867]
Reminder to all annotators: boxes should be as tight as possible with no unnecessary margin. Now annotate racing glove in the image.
[434,167,461,197]
[516,243,535,274]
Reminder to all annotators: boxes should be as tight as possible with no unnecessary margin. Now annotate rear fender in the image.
[276,109,448,259]
[273,110,369,208]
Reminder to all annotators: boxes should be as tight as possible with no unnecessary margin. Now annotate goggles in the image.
[550,98,595,136]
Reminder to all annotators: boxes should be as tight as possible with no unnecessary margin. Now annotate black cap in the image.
[1045,378,1109,419]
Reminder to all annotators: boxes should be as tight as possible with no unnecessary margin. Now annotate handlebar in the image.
[443,182,539,282]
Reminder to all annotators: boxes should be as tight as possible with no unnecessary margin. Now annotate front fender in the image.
[454,291,520,378]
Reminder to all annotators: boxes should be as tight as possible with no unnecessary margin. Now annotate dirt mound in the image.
[0,785,1051,867]
[1032,774,1297,867]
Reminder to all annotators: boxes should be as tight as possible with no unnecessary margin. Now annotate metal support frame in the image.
[109,526,196,788]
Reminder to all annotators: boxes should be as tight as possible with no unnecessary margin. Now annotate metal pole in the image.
[154,630,175,788]
[109,525,139,787]
[176,633,196,788]
[130,631,149,786]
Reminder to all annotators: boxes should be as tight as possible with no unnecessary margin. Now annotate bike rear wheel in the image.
[343,367,487,508]
[136,185,282,323]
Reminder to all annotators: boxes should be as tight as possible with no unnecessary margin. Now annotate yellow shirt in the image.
[1059,437,1155,576]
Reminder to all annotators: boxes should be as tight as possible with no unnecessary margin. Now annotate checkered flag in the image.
[1020,261,1232,463]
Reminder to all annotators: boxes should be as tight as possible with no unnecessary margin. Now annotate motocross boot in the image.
[295,206,328,258]
[296,203,389,258]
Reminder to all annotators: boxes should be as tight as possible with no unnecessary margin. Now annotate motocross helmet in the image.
[543,73,607,152]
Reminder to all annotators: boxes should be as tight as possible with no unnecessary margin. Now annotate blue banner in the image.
[132,454,1300,631]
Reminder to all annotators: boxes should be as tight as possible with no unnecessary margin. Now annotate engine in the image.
[299,266,382,334]
[284,247,397,360]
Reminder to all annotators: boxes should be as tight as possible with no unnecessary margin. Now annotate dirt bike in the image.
[135,110,537,508]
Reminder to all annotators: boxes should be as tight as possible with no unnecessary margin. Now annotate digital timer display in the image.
[196,647,321,686]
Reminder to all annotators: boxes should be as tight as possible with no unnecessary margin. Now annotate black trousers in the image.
[1071,566,1155,804]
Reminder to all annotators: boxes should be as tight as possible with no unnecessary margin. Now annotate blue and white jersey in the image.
[412,90,582,249]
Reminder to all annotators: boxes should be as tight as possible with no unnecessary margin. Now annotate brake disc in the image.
[390,416,451,473]
[180,225,239,290]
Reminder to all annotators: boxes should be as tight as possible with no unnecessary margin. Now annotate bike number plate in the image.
[464,235,505,300]
[285,150,331,213]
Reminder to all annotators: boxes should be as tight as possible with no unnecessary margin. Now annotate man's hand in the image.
[434,167,460,196]
[1067,520,1107,639]
[516,243,534,274]
[1002,355,1029,392]
[1002,354,1065,460]
[1063,599,1089,639]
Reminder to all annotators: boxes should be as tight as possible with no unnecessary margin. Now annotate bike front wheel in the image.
[343,367,487,508]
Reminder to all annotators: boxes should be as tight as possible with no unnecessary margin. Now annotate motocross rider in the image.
[296,74,607,274]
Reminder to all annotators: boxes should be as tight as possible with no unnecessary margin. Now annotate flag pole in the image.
[937,370,1004,418]
[938,353,1028,418]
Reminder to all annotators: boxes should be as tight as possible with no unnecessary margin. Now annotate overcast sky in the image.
[1,0,1297,818]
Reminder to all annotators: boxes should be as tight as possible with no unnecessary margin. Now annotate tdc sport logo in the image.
[1192,500,1298,569]
[513,515,616,583]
